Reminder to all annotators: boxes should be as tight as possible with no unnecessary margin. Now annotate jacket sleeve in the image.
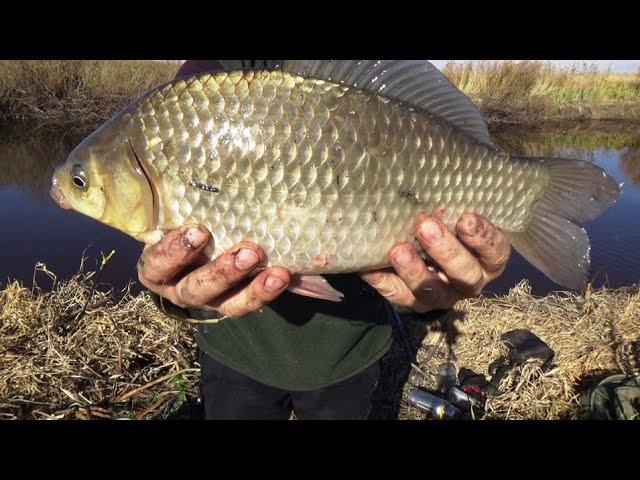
[175,60,225,79]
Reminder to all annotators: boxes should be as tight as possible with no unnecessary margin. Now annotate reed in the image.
[0,60,178,138]
[2,262,637,420]
[1,61,639,137]
[444,61,640,124]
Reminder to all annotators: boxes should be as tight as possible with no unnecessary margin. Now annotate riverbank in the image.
[0,60,177,139]
[390,281,639,420]
[0,266,198,420]
[444,61,640,125]
[1,61,639,140]
[1,265,637,420]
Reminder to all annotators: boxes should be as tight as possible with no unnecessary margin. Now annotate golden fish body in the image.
[52,62,619,290]
[127,70,545,273]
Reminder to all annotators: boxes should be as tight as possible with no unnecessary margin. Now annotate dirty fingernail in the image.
[264,275,286,293]
[420,218,444,243]
[461,214,483,237]
[183,227,207,249]
[393,247,414,268]
[235,248,260,271]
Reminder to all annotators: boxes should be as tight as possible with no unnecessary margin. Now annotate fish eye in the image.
[71,164,88,190]
[72,175,87,189]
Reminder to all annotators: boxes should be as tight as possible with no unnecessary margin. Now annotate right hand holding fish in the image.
[361,213,511,313]
[137,226,291,318]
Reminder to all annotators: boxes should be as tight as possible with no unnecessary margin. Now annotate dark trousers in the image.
[198,349,380,420]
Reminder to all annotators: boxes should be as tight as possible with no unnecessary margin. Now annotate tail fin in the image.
[506,158,621,290]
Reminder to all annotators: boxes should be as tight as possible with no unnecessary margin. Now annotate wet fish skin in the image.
[122,70,547,273]
[52,65,619,291]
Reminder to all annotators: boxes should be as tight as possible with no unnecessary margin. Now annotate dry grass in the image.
[0,263,198,420]
[444,61,640,124]
[396,281,640,420]
[0,61,638,138]
[0,60,178,139]
[2,263,638,420]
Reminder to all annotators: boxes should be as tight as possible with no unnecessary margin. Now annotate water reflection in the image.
[0,131,143,290]
[1,121,639,295]
[0,135,72,202]
[489,121,640,294]
[620,145,640,187]
[491,121,640,159]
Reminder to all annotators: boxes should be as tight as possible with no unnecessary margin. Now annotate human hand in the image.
[361,213,511,313]
[137,226,291,318]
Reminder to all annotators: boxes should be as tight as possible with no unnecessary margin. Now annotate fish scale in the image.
[123,70,545,273]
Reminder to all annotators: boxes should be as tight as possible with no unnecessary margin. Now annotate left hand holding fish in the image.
[361,213,511,313]
[136,226,291,318]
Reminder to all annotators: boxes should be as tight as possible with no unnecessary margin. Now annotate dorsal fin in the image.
[283,60,492,146]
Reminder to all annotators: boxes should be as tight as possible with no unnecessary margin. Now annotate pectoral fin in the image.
[287,274,344,302]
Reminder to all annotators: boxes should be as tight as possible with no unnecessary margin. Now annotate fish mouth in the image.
[50,172,71,210]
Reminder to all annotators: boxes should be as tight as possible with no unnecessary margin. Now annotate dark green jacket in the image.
[193,274,393,391]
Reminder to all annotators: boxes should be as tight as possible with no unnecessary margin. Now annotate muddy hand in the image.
[361,213,511,313]
[137,225,291,318]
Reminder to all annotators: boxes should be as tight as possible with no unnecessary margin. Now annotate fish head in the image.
[50,112,156,237]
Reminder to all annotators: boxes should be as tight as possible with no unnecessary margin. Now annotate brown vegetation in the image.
[0,264,197,420]
[0,60,639,139]
[2,264,637,420]
[0,60,177,139]
[444,61,640,125]
[394,281,639,419]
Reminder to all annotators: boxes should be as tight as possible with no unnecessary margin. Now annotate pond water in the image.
[0,121,639,296]
[0,133,144,291]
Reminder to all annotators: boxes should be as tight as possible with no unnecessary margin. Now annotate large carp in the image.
[50,60,620,300]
